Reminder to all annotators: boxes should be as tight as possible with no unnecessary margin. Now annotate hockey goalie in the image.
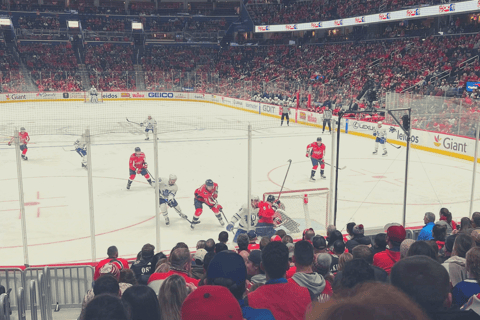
[256,195,300,237]
[89,86,99,103]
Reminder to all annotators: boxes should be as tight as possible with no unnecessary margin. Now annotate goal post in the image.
[263,188,330,235]
[84,91,103,103]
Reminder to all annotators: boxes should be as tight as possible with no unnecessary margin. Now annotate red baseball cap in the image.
[271,235,282,242]
[181,285,243,320]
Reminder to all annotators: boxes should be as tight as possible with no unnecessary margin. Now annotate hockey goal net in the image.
[263,188,330,235]
[84,91,103,103]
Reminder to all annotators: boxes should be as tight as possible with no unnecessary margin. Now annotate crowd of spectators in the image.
[18,43,81,91]
[85,43,135,91]
[74,209,480,320]
[17,15,62,29]
[82,17,129,32]
[0,44,26,93]
[247,0,465,25]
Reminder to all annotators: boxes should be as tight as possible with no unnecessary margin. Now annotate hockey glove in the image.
[8,142,11,146]
[143,163,148,169]
[137,168,142,174]
[320,159,325,165]
[140,123,144,127]
[168,199,175,207]
[306,153,310,158]
[373,132,377,136]
[273,217,282,225]
[226,224,234,232]
[381,138,386,144]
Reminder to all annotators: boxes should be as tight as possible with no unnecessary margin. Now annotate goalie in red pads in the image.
[306,137,326,181]
[191,179,225,229]
[126,147,154,190]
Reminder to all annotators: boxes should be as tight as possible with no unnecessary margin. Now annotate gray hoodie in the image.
[442,256,467,287]
[291,272,326,301]
[250,274,267,285]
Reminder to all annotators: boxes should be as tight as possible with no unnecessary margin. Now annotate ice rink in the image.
[1,100,479,265]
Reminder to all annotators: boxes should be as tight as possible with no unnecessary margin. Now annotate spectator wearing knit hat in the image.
[94,246,129,281]
[247,242,311,320]
[181,286,244,320]
[147,247,199,293]
[373,225,406,274]
[418,212,436,241]
[206,251,275,320]
[392,255,480,320]
[345,224,372,252]
[400,239,416,259]
[443,233,475,288]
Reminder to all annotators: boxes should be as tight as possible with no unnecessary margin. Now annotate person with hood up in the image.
[287,240,328,302]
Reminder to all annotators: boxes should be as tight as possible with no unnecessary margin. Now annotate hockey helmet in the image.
[169,174,177,185]
[266,195,275,203]
[251,195,260,202]
[205,179,214,187]
[135,147,141,152]
[20,127,25,131]
[148,115,152,119]
[378,121,383,127]
[317,137,322,142]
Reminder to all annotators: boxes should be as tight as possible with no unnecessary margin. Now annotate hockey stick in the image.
[387,141,402,149]
[126,117,143,126]
[277,159,292,202]
[171,205,193,224]
[324,162,346,170]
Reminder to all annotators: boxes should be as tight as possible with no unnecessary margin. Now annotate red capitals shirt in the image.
[19,132,30,144]
[194,183,218,203]
[307,142,325,160]
[129,152,146,171]
[257,201,275,224]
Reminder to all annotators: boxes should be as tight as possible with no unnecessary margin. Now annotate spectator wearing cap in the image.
[271,235,282,242]
[206,251,275,320]
[192,248,208,279]
[247,230,260,251]
[452,247,480,307]
[418,212,436,241]
[373,225,406,274]
[218,231,236,251]
[371,233,387,255]
[312,236,328,255]
[181,286,244,320]
[147,248,199,292]
[443,233,475,288]
[131,244,157,285]
[392,255,480,320]
[345,224,372,252]
[330,240,345,273]
[247,242,311,320]
[94,246,129,281]
[288,240,330,302]
[247,250,266,288]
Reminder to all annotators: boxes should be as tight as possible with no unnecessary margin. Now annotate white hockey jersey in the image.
[143,117,157,130]
[229,203,259,230]
[74,135,87,149]
[89,87,97,96]
[373,127,387,139]
[158,178,178,200]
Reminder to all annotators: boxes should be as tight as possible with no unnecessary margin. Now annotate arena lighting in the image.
[132,22,143,30]
[0,18,12,26]
[67,20,79,28]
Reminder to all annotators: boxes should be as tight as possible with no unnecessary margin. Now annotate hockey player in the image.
[158,174,187,226]
[280,103,291,126]
[255,195,279,237]
[74,134,87,169]
[141,115,157,140]
[322,107,332,133]
[306,137,326,181]
[89,86,98,103]
[226,196,260,242]
[191,179,224,229]
[8,127,30,160]
[373,121,387,156]
[127,147,154,190]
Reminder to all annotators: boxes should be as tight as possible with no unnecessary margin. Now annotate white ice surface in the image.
[0,100,478,265]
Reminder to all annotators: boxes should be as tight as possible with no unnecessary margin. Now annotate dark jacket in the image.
[345,234,372,252]
[427,309,480,320]
[332,265,387,291]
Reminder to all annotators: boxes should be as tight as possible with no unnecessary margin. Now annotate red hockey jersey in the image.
[129,152,146,171]
[19,132,30,144]
[258,201,276,224]
[306,142,325,160]
[194,183,218,204]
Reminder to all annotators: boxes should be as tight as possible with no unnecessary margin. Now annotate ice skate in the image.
[145,137,149,140]
[164,216,170,226]
[382,150,388,156]
[148,179,155,187]
[372,150,378,155]
[309,177,316,182]
[126,180,132,190]
[216,214,225,227]
[21,154,28,160]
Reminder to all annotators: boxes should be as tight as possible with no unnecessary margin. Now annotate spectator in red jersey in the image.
[94,246,129,281]
[345,224,372,252]
[288,240,331,303]
[247,230,260,251]
[247,242,311,320]
[147,247,199,292]
[373,225,406,274]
